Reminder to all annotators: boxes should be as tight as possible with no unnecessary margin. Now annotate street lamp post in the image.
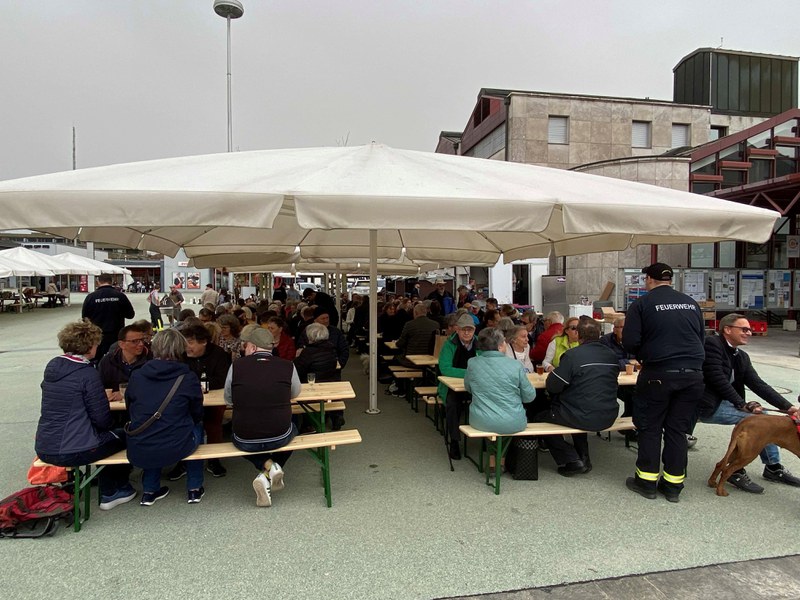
[213,0,244,152]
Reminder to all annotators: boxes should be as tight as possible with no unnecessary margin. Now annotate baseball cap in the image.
[456,313,476,329]
[642,263,673,281]
[240,324,274,349]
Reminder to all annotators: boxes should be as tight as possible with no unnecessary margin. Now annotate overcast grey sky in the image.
[1,1,797,181]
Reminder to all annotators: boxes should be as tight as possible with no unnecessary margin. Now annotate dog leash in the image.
[758,408,791,414]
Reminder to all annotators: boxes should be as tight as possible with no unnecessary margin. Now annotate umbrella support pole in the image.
[365,229,381,415]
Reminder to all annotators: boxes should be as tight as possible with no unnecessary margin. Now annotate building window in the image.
[721,169,745,188]
[547,116,569,144]
[718,241,735,268]
[690,243,714,268]
[691,155,716,175]
[749,159,772,184]
[632,121,651,148]
[463,124,506,159]
[691,182,717,194]
[709,125,728,141]
[671,124,690,148]
[776,145,798,177]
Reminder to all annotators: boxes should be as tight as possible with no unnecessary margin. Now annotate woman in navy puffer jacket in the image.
[126,329,205,506]
[36,320,135,510]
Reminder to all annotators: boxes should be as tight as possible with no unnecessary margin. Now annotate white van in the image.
[350,278,385,299]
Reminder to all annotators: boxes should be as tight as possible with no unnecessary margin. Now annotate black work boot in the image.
[626,475,656,500]
[656,479,682,503]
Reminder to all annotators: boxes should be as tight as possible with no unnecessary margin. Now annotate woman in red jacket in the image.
[265,315,296,360]
[530,311,564,365]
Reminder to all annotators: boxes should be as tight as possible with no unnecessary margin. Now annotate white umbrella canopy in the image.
[0,246,75,276]
[52,252,132,276]
[0,144,781,414]
[0,256,54,278]
[216,252,471,277]
[0,144,779,264]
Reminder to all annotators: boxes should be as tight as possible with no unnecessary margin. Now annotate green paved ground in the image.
[1,295,799,599]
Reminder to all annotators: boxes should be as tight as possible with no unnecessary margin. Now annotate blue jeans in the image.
[700,400,779,465]
[233,423,298,471]
[142,424,205,492]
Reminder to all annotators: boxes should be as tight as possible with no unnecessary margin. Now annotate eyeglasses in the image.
[567,326,578,331]
[727,325,753,334]
[123,338,145,345]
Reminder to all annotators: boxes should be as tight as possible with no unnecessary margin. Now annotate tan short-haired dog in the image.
[709,415,800,496]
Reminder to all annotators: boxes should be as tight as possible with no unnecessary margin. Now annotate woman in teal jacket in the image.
[465,328,536,434]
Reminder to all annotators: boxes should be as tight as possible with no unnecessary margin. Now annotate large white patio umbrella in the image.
[0,144,780,412]
[0,144,779,261]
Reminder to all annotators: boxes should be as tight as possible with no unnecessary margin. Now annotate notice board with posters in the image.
[621,270,648,310]
[739,270,765,309]
[681,270,708,302]
[794,272,800,309]
[711,270,737,309]
[766,270,792,309]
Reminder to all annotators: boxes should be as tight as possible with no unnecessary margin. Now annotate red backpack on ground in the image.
[0,486,74,538]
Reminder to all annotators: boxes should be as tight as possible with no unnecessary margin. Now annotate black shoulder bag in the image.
[124,375,185,437]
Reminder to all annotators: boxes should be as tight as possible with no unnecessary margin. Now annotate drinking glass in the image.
[307,373,316,386]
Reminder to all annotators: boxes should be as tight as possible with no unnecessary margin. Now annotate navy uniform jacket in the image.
[622,284,704,370]
[81,285,135,337]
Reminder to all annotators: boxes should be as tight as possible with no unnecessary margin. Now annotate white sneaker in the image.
[269,462,285,492]
[253,472,272,507]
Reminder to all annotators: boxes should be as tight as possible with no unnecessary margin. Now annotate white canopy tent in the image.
[0,144,780,412]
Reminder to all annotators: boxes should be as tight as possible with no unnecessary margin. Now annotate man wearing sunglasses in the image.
[98,325,151,402]
[697,313,800,493]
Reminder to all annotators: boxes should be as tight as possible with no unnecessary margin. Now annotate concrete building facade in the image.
[435,48,797,309]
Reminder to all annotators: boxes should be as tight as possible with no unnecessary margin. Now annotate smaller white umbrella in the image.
[0,247,72,276]
[52,252,132,276]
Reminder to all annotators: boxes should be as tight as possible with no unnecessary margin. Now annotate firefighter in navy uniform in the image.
[622,263,705,503]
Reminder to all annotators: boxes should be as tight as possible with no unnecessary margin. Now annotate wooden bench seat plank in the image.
[441,372,638,392]
[35,431,362,467]
[292,400,346,415]
[459,417,634,441]
[36,429,362,530]
[414,386,439,395]
[460,418,634,495]
[393,370,423,379]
